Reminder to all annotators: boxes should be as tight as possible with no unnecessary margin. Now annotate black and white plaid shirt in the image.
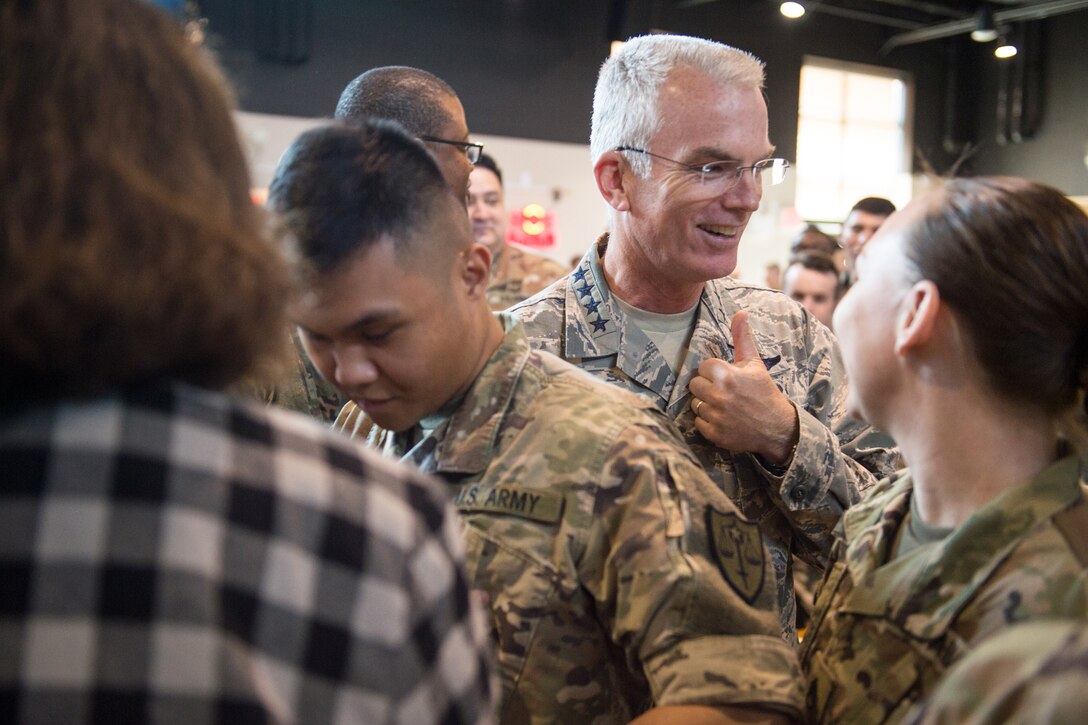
[0,382,494,725]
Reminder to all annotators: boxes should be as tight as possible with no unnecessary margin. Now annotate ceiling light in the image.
[994,38,1018,58]
[780,2,806,19]
[971,6,998,42]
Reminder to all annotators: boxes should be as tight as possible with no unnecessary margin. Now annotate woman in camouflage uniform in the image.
[800,176,1088,723]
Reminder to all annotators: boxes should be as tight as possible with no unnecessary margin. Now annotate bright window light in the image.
[795,57,913,222]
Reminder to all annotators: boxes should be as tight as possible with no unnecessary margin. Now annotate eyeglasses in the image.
[419,135,484,164]
[615,146,789,193]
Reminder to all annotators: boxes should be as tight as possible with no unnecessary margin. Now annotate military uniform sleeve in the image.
[755,316,898,567]
[579,421,804,717]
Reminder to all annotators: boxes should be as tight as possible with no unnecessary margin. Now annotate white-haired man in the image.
[512,34,898,641]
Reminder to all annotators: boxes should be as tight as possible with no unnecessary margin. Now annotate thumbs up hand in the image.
[688,310,800,464]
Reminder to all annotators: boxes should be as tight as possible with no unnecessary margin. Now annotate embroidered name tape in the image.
[453,484,564,524]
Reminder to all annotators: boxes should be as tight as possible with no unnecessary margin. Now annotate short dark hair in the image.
[906,177,1088,418]
[0,0,290,405]
[473,153,503,186]
[268,120,452,275]
[790,224,838,256]
[334,66,458,138]
[849,197,897,218]
[788,250,839,277]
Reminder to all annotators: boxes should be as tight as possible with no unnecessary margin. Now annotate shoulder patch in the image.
[707,508,765,605]
[452,484,564,524]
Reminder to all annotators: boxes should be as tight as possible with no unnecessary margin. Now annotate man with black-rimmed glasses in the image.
[512,34,898,644]
[335,65,482,201]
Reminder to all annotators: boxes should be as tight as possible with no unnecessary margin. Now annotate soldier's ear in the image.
[594,151,631,212]
[458,242,492,300]
[894,280,940,355]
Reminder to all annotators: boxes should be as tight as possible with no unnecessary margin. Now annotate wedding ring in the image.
[694,399,704,417]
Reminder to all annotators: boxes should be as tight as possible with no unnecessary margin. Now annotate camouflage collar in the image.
[562,234,757,413]
[423,313,531,475]
[837,455,1084,640]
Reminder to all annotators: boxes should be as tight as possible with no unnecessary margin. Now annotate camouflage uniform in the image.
[510,235,898,640]
[904,619,1088,725]
[336,315,804,724]
[487,243,569,311]
[800,455,1088,724]
[265,328,344,423]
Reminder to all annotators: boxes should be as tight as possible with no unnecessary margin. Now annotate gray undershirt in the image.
[893,492,955,559]
[613,296,700,374]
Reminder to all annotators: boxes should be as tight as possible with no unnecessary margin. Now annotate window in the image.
[795,57,913,222]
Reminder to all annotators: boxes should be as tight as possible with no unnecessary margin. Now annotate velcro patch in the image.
[707,508,765,605]
[452,484,564,524]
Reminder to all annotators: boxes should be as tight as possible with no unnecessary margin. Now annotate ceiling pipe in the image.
[881,0,1088,53]
[806,3,923,29]
[867,0,966,20]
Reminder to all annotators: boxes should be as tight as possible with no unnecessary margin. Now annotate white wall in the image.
[235,110,804,286]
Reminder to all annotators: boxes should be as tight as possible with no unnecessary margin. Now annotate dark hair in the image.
[849,196,897,217]
[788,250,839,277]
[268,120,452,275]
[906,177,1088,417]
[334,66,458,137]
[790,224,838,255]
[473,153,503,186]
[0,0,290,406]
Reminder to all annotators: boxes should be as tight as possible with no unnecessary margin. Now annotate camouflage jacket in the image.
[904,619,1088,725]
[336,316,804,724]
[800,456,1088,724]
[487,244,569,311]
[264,328,344,423]
[510,235,898,640]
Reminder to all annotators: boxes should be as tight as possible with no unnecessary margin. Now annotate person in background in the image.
[270,119,804,725]
[800,176,1088,722]
[336,65,481,200]
[789,223,842,276]
[467,153,568,310]
[840,196,895,290]
[782,251,840,329]
[763,261,782,290]
[789,223,838,257]
[512,33,898,641]
[0,2,493,723]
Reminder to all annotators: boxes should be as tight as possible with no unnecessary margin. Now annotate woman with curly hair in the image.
[0,2,492,723]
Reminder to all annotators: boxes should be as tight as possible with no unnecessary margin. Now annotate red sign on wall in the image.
[508,204,556,249]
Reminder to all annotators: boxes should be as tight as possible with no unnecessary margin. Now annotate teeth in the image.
[700,224,738,236]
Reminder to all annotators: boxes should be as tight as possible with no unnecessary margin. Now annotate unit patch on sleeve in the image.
[707,508,765,604]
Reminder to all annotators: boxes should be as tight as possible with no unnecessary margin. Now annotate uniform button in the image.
[790,486,807,502]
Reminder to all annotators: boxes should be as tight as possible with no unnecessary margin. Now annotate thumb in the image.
[730,309,760,363]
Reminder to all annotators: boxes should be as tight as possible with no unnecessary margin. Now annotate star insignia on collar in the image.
[585,298,601,315]
[574,284,592,299]
[591,317,609,332]
[571,268,587,284]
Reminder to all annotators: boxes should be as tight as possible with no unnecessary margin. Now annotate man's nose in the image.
[723,171,762,211]
[332,344,379,390]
